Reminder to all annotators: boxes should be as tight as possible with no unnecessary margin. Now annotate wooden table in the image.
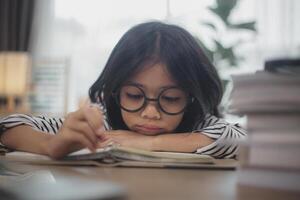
[0,161,237,200]
[2,161,299,200]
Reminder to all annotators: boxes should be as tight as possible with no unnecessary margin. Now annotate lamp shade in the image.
[0,52,30,96]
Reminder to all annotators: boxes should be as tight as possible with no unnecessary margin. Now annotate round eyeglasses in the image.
[113,84,193,115]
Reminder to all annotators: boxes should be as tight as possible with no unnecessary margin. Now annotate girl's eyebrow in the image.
[126,81,178,89]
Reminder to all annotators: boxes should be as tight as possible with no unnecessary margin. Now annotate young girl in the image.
[0,21,246,159]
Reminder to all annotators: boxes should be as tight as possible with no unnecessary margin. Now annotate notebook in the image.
[2,146,237,169]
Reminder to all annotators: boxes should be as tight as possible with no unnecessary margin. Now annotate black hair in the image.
[89,21,223,132]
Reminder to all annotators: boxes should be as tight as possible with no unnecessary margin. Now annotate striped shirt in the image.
[0,114,246,158]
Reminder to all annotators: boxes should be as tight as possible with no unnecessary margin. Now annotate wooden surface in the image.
[1,161,237,200]
[1,161,299,200]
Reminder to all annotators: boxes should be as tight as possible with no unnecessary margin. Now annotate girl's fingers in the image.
[72,133,96,152]
[96,142,105,149]
[97,140,112,149]
[70,105,103,126]
[67,105,105,138]
[83,105,104,135]
[50,130,96,159]
[69,109,86,121]
[96,135,121,149]
[68,121,99,146]
[60,104,106,153]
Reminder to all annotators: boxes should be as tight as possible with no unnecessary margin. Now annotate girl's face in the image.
[120,63,185,135]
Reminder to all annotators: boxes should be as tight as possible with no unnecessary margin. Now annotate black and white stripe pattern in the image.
[0,114,63,135]
[0,114,246,158]
[194,115,247,158]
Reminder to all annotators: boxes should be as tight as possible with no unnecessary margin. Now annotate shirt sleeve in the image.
[0,114,64,135]
[193,114,247,159]
[0,114,65,152]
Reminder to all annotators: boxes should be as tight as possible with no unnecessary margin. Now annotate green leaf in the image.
[229,21,257,32]
[208,0,238,25]
[214,40,238,67]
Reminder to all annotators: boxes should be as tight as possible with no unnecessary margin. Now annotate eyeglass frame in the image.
[112,84,194,115]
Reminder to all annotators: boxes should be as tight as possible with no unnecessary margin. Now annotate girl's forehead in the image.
[125,63,178,90]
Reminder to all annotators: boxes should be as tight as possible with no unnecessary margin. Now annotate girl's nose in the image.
[140,103,161,120]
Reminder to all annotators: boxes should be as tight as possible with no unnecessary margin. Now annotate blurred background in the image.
[0,0,299,117]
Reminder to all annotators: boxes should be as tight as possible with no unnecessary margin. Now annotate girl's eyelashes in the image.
[126,92,144,100]
[161,96,181,102]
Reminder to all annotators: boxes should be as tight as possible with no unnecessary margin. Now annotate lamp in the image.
[0,52,30,113]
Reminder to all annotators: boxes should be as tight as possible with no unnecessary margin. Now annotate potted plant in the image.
[196,0,257,71]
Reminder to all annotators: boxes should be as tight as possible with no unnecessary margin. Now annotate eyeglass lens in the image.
[118,85,188,114]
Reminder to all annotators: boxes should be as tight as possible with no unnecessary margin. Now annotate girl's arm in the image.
[151,132,214,152]
[1,125,54,155]
[98,130,214,153]
[192,115,247,158]
[153,115,247,158]
[98,115,247,158]
[0,105,106,158]
[0,114,63,154]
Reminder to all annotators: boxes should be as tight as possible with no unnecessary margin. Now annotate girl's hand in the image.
[97,130,155,151]
[46,104,105,159]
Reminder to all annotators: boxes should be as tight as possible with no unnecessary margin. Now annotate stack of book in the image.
[228,69,300,199]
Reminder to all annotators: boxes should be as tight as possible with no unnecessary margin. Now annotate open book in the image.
[64,145,213,164]
[2,146,237,169]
